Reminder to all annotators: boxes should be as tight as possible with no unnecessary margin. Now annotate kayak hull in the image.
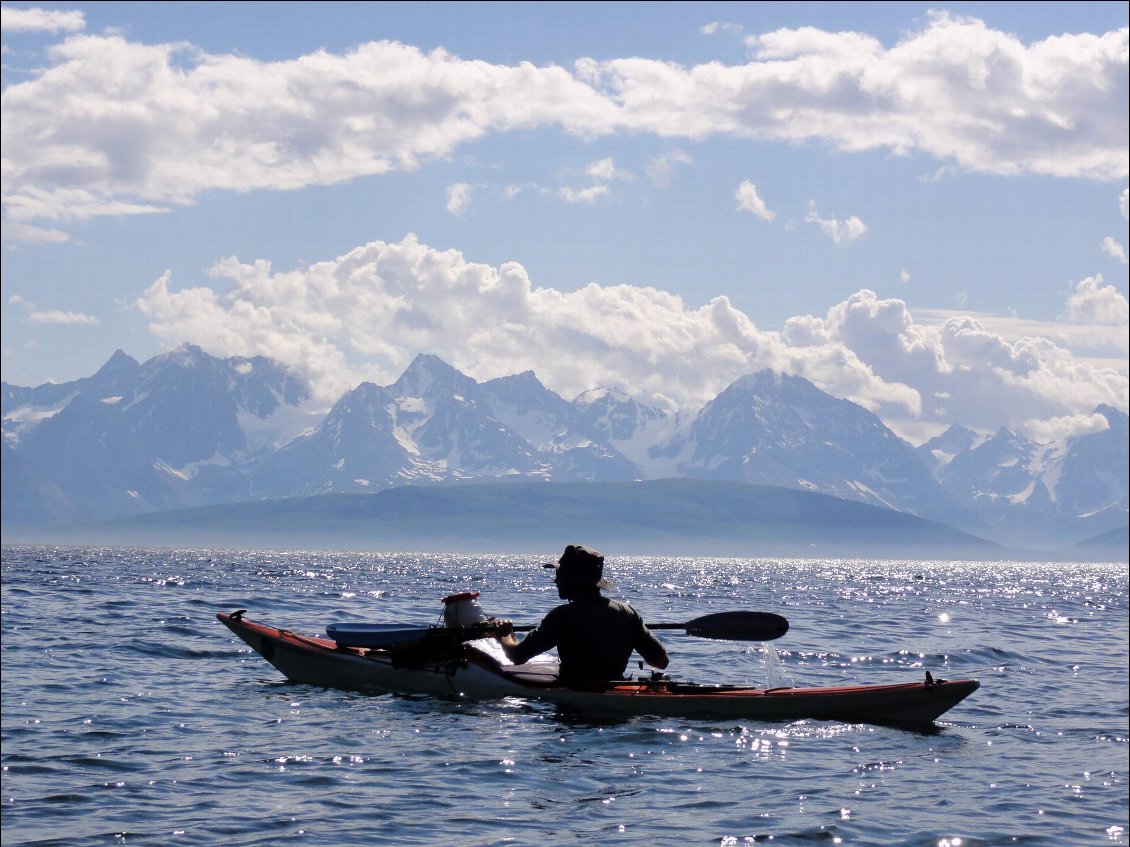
[217,611,979,727]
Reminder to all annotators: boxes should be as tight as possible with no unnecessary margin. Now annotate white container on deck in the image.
[442,592,488,627]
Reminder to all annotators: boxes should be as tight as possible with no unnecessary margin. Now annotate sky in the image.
[1,1,1127,444]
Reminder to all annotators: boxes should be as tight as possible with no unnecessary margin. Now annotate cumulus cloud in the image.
[806,289,1128,440]
[1065,274,1130,325]
[1100,235,1128,264]
[1,5,84,33]
[734,181,775,221]
[135,235,1128,442]
[3,14,1126,240]
[446,182,472,217]
[1020,411,1111,443]
[1121,187,1129,220]
[900,270,911,283]
[914,306,1128,363]
[804,202,867,245]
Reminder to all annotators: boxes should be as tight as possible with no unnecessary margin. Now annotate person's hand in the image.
[489,618,514,639]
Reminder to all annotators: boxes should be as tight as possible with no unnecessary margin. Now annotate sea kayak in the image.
[217,610,979,727]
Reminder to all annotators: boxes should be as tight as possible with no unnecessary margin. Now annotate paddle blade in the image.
[680,611,789,641]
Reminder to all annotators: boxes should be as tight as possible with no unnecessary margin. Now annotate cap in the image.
[543,544,614,591]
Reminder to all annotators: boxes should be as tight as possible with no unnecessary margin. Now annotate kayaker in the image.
[494,544,669,687]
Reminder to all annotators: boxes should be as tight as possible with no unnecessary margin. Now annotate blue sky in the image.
[1,1,1127,443]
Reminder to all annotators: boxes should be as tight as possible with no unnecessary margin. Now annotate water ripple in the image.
[3,546,1127,847]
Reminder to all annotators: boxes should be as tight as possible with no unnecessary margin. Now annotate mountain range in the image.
[3,345,1126,556]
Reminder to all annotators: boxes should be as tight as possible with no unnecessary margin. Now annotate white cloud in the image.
[557,184,609,205]
[1065,274,1130,325]
[27,309,99,325]
[4,187,167,224]
[446,182,472,217]
[8,287,100,326]
[702,22,743,37]
[1,220,70,244]
[556,157,628,204]
[1100,235,1128,264]
[804,288,1128,440]
[586,157,628,182]
[1,5,84,33]
[734,181,775,221]
[135,235,1128,441]
[804,202,867,245]
[900,270,911,283]
[2,15,1125,239]
[647,149,692,187]
[1020,411,1111,443]
[914,306,1128,366]
[1121,187,1129,220]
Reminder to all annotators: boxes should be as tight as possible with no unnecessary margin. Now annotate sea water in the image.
[1,546,1127,846]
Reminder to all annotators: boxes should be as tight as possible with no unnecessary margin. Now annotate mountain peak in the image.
[149,343,216,372]
[93,349,140,379]
[1094,404,1128,424]
[728,369,815,397]
[574,386,631,407]
[920,423,981,451]
[391,354,474,398]
[484,369,546,392]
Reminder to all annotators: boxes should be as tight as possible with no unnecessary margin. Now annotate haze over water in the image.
[2,546,1127,846]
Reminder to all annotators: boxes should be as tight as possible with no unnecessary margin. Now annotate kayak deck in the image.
[217,610,979,727]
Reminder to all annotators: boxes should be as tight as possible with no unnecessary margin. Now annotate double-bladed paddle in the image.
[327,610,789,647]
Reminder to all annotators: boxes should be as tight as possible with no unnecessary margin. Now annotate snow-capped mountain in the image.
[928,406,1129,547]
[3,347,1126,552]
[654,370,956,521]
[916,424,987,477]
[571,387,685,477]
[247,381,415,497]
[2,348,140,442]
[2,344,316,522]
[475,373,640,481]
[245,354,637,498]
[1052,405,1128,519]
[937,427,1047,507]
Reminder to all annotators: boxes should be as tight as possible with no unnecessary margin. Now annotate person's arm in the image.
[494,618,556,666]
[635,623,669,670]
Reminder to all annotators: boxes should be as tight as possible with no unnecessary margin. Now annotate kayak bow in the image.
[217,610,979,728]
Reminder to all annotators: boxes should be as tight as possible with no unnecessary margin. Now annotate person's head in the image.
[544,544,612,599]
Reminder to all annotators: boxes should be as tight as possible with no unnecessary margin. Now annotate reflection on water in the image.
[1,546,1127,847]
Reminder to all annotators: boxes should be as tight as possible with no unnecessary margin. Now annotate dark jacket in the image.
[505,595,667,686]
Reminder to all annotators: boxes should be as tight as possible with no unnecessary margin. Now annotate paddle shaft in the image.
[499,610,788,642]
[512,622,691,632]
